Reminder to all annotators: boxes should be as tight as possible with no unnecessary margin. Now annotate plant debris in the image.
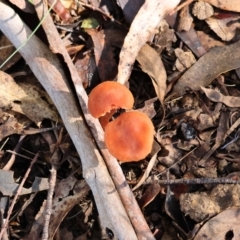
[1,0,240,239]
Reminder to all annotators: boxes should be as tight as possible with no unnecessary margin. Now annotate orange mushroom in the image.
[104,111,154,162]
[88,81,134,118]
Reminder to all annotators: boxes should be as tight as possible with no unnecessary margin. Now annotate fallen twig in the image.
[157,177,240,185]
[0,153,38,239]
[0,2,142,239]
[33,1,155,239]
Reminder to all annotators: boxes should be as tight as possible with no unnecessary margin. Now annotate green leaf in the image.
[81,18,99,29]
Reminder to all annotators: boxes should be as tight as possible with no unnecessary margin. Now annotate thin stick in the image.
[0,3,137,239]
[157,177,240,185]
[0,153,38,239]
[33,1,152,239]
[42,165,57,240]
[3,135,26,170]
[5,151,34,160]
[42,128,63,240]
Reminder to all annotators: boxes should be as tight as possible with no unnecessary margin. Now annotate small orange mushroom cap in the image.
[88,81,134,118]
[104,111,154,162]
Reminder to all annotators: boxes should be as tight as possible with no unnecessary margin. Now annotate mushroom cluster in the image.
[88,81,154,162]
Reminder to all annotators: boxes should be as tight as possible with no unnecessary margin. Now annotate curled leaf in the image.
[138,182,161,209]
[201,87,240,107]
[117,0,180,85]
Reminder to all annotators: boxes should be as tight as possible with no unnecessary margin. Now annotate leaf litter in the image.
[2,0,240,239]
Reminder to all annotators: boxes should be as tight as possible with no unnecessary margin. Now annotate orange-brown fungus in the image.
[88,81,134,118]
[104,111,154,162]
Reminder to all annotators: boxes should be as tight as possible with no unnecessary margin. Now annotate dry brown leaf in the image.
[133,140,161,191]
[197,113,217,131]
[154,20,177,53]
[206,16,240,41]
[104,29,168,102]
[0,71,58,125]
[117,0,180,85]
[172,40,240,96]
[0,169,49,196]
[48,179,90,239]
[0,33,21,71]
[74,52,96,88]
[211,184,240,210]
[137,97,158,119]
[196,31,225,51]
[194,207,240,239]
[138,182,161,209]
[174,48,196,72]
[158,138,181,167]
[66,44,84,55]
[0,110,31,141]
[87,29,118,81]
[179,192,220,222]
[178,5,193,32]
[205,0,240,12]
[202,87,240,107]
[137,45,167,102]
[166,14,207,58]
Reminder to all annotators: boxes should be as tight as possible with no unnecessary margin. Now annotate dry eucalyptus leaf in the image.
[87,29,118,81]
[172,40,240,96]
[201,87,240,107]
[196,31,225,51]
[205,0,240,12]
[194,207,240,240]
[174,48,196,72]
[192,1,214,20]
[206,16,240,41]
[117,0,180,85]
[138,182,161,209]
[0,169,49,196]
[0,71,58,125]
[137,45,167,102]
